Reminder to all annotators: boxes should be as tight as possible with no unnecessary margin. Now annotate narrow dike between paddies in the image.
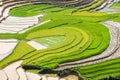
[55,20,120,70]
[21,27,91,68]
[0,0,43,22]
[0,60,67,80]
[99,0,119,13]
[91,0,114,11]
[3,60,22,80]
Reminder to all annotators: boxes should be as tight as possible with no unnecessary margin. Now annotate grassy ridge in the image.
[24,27,91,68]
[110,1,120,22]
[80,0,104,11]
[0,24,109,69]
[22,27,87,68]
[38,24,109,68]
[111,2,120,9]
[20,24,109,69]
[10,3,54,17]
[74,58,120,80]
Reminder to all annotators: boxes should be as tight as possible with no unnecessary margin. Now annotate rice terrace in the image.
[1,0,120,80]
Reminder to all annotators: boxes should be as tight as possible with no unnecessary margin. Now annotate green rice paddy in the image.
[0,2,120,80]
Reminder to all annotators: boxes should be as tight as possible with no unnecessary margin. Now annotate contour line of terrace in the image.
[55,20,120,70]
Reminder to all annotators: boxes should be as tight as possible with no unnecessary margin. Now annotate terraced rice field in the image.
[1,0,120,80]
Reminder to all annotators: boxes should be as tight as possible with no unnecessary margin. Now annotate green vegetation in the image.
[1,2,120,80]
[22,27,92,68]
[74,58,120,80]
[0,24,109,70]
[0,41,36,69]
[33,36,66,47]
[111,15,120,22]
[80,0,104,11]
[110,1,120,22]
[0,23,110,70]
[10,3,54,17]
[26,69,40,73]
[111,2,120,9]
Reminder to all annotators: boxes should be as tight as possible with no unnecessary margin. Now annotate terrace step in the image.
[76,0,97,9]
[0,0,117,80]
[0,60,67,80]
[0,1,29,19]
[55,20,120,71]
[0,0,44,22]
[0,0,115,21]
[0,14,43,33]
[91,0,114,11]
